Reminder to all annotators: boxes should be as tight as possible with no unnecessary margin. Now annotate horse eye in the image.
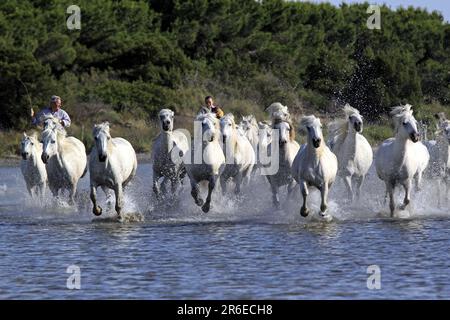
[51,140,56,144]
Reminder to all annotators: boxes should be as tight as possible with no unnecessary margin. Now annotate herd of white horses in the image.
[19,103,450,221]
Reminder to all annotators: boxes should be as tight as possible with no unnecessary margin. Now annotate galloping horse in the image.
[20,132,47,199]
[292,115,338,220]
[220,114,255,194]
[264,103,300,208]
[184,113,225,213]
[89,122,137,218]
[328,104,373,202]
[151,109,189,201]
[375,104,430,216]
[41,126,87,205]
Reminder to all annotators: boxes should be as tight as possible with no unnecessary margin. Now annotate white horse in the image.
[375,104,430,216]
[151,109,189,200]
[184,113,225,213]
[292,115,338,220]
[328,104,373,202]
[239,115,259,154]
[264,103,300,208]
[89,122,137,218]
[41,126,87,205]
[220,114,255,194]
[424,115,450,206]
[20,132,47,199]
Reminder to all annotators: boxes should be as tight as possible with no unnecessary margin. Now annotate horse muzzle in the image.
[162,124,170,132]
[21,153,28,160]
[354,122,362,133]
[41,154,49,164]
[410,133,420,143]
[99,154,107,162]
[312,138,321,148]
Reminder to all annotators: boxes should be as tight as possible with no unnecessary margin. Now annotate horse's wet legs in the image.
[400,179,411,211]
[68,184,76,206]
[319,183,329,214]
[270,182,280,209]
[202,176,216,213]
[191,181,204,207]
[152,171,162,201]
[234,173,242,195]
[287,180,296,201]
[354,175,364,201]
[114,184,123,218]
[343,175,353,202]
[90,184,102,216]
[220,175,228,195]
[300,181,309,217]
[387,182,395,217]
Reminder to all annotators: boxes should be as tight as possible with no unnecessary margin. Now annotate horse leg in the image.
[202,175,217,213]
[387,182,395,217]
[355,175,364,202]
[114,184,123,218]
[220,175,228,195]
[234,173,242,195]
[287,180,296,201]
[68,183,77,206]
[319,183,330,214]
[300,181,309,217]
[399,179,412,211]
[414,171,423,192]
[90,184,102,216]
[190,181,204,207]
[343,175,353,203]
[270,182,280,209]
[152,171,162,201]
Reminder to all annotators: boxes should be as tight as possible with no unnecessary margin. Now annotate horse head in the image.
[343,104,363,133]
[41,127,60,164]
[93,122,111,162]
[197,112,219,143]
[220,114,237,144]
[273,118,295,146]
[158,109,174,132]
[299,115,323,149]
[391,104,419,143]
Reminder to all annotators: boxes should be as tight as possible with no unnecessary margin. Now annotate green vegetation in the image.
[1,0,449,157]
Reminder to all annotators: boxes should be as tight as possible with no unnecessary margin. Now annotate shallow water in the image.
[0,163,449,299]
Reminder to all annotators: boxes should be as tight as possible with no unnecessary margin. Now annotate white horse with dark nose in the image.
[20,132,47,199]
[220,114,255,194]
[375,105,430,216]
[89,122,137,218]
[264,103,300,208]
[292,115,338,220]
[41,126,87,205]
[328,104,373,202]
[151,109,189,201]
[184,113,225,213]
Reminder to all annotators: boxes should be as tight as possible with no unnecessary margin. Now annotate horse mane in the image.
[42,114,67,136]
[159,108,174,117]
[42,126,67,141]
[273,117,296,141]
[390,104,414,132]
[196,112,220,132]
[93,122,110,135]
[266,102,291,122]
[328,104,361,149]
[299,115,320,133]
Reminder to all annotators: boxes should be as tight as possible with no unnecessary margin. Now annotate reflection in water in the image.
[0,163,449,299]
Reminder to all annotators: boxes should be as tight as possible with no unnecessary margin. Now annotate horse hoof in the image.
[196,199,204,207]
[201,203,210,213]
[93,207,102,216]
[300,207,309,217]
[320,204,327,212]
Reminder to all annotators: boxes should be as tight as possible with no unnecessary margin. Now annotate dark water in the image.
[0,164,449,299]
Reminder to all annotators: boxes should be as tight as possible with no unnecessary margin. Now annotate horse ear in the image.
[23,132,27,138]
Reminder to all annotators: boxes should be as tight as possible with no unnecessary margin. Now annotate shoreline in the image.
[0,153,152,167]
